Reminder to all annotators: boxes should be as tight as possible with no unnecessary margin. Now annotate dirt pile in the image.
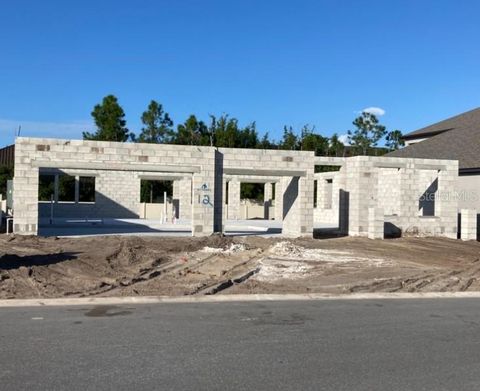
[1,234,480,298]
[0,234,247,299]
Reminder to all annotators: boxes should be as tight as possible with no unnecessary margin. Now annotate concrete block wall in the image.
[368,207,384,239]
[173,177,192,219]
[172,180,180,214]
[13,137,459,239]
[345,156,459,239]
[460,209,477,241]
[236,200,275,220]
[218,147,315,236]
[344,157,380,236]
[314,172,340,225]
[274,179,284,222]
[227,178,240,220]
[377,168,401,215]
[14,138,216,236]
[223,176,280,220]
[435,166,459,238]
[298,174,315,236]
[38,169,139,220]
[264,182,273,219]
[416,169,438,216]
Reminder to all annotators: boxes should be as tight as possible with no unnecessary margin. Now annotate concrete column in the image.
[317,178,327,209]
[461,209,477,241]
[345,157,378,236]
[54,174,59,202]
[176,178,192,220]
[281,174,313,237]
[223,177,228,222]
[213,149,224,233]
[264,182,272,202]
[336,167,349,235]
[331,174,341,226]
[264,182,273,220]
[172,180,180,219]
[13,165,39,235]
[74,175,80,203]
[397,163,417,230]
[172,180,180,199]
[227,178,240,220]
[436,165,459,239]
[368,207,384,239]
[282,177,299,236]
[300,173,314,236]
[191,166,215,237]
[274,179,284,221]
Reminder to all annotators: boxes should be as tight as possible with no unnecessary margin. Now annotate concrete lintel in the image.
[223,168,306,177]
[373,162,407,169]
[313,172,338,179]
[224,176,280,184]
[313,157,345,166]
[39,168,101,177]
[32,160,201,174]
[138,174,189,181]
[414,163,447,171]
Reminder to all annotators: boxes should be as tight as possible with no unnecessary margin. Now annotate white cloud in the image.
[362,107,386,116]
[0,118,93,147]
[338,134,350,145]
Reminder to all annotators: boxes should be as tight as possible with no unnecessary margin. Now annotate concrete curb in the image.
[1,292,480,308]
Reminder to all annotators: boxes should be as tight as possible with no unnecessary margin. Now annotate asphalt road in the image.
[1,299,480,390]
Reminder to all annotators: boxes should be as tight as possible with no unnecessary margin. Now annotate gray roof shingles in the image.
[402,107,480,140]
[387,107,480,171]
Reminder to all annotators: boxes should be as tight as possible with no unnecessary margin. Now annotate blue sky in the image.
[1,0,480,147]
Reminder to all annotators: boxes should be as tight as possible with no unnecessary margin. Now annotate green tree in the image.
[174,115,208,146]
[238,122,259,149]
[240,183,264,201]
[136,100,174,143]
[211,115,238,148]
[258,132,275,149]
[279,126,299,150]
[178,113,268,149]
[140,180,172,203]
[0,165,13,198]
[299,125,329,155]
[347,112,387,155]
[83,95,130,141]
[329,133,345,157]
[385,129,404,150]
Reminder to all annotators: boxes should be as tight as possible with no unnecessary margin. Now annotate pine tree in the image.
[136,100,174,143]
[83,95,130,141]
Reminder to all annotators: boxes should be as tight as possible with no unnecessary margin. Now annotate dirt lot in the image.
[1,234,480,299]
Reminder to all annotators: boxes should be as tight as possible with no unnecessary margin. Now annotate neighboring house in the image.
[0,144,15,166]
[387,107,480,211]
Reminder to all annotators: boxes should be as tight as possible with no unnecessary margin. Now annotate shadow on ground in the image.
[0,252,79,270]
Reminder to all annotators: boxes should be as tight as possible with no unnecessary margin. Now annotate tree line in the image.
[0,95,406,200]
[83,95,405,156]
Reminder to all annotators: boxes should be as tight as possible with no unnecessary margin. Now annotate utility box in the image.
[6,180,13,211]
